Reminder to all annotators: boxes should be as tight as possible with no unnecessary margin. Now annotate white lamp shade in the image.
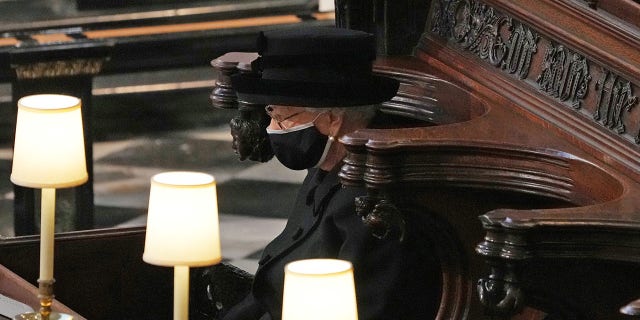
[11,94,88,188]
[282,259,358,320]
[143,171,222,267]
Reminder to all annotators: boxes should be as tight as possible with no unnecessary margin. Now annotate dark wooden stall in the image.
[334,0,640,319]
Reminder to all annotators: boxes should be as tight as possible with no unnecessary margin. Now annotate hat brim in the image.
[231,73,399,107]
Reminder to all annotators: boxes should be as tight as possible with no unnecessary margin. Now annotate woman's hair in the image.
[305,105,378,127]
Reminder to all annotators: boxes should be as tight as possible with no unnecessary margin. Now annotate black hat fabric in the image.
[231,27,399,107]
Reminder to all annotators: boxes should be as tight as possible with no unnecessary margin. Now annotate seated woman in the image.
[205,26,440,320]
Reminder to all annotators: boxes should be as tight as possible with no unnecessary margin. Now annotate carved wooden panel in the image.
[427,0,639,149]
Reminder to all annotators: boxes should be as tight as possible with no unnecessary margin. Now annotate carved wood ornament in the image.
[431,0,639,145]
[210,52,274,163]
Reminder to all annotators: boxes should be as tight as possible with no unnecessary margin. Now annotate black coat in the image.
[222,168,439,320]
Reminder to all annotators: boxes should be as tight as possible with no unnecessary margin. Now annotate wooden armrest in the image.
[0,265,85,319]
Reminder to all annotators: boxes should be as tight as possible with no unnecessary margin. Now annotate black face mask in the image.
[267,122,332,170]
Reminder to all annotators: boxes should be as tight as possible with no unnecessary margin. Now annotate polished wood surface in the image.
[0,264,83,319]
[0,227,173,320]
[337,0,640,318]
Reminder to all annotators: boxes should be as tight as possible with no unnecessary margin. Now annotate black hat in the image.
[231,27,399,107]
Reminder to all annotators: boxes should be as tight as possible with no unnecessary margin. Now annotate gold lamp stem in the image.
[37,279,55,320]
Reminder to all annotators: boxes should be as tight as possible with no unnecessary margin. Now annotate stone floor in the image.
[0,76,306,274]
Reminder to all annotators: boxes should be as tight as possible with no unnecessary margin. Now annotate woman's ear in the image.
[326,111,344,137]
[314,111,338,136]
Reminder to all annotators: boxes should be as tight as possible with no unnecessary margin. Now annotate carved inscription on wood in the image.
[536,44,590,109]
[593,70,639,138]
[429,0,639,145]
[502,23,538,79]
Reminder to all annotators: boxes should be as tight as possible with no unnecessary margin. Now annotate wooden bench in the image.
[0,227,172,320]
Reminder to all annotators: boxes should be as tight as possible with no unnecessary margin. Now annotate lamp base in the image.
[14,312,73,320]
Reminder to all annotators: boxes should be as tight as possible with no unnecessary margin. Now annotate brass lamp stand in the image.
[11,94,88,320]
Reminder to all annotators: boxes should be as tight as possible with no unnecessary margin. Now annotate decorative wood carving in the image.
[451,1,509,66]
[9,40,113,80]
[593,69,639,136]
[501,23,538,79]
[427,0,640,147]
[536,44,590,109]
[355,195,406,241]
[13,58,105,80]
[210,52,274,162]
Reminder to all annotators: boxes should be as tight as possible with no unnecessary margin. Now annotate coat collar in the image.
[256,167,343,269]
[306,167,342,215]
